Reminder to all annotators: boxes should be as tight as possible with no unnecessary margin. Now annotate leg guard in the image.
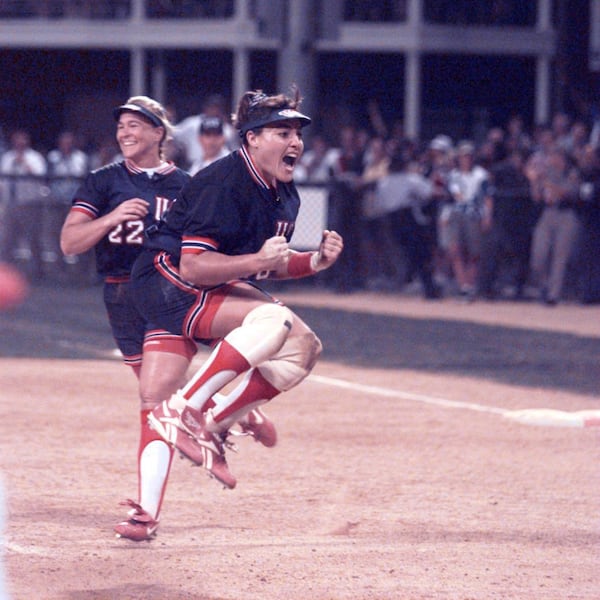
[208,368,280,431]
[181,303,293,411]
[138,410,173,520]
[257,329,322,392]
[206,328,321,434]
[225,303,294,367]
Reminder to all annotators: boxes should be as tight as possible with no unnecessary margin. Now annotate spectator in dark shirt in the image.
[326,124,365,292]
[575,144,600,303]
[526,146,581,305]
[478,148,536,299]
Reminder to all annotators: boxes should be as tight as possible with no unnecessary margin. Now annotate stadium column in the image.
[277,0,317,142]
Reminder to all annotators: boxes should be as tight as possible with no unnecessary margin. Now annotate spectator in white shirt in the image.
[46,131,89,266]
[439,140,494,300]
[0,129,48,278]
[173,94,237,170]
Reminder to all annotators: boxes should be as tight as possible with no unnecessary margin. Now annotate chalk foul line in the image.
[308,374,600,428]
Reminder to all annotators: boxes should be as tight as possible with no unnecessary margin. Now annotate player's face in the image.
[116,113,163,168]
[249,120,304,183]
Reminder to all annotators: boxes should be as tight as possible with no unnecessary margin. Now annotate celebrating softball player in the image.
[60,96,196,542]
[130,87,343,489]
[60,95,289,542]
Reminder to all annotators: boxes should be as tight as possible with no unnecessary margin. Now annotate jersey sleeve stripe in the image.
[71,201,98,218]
[153,251,200,292]
[181,236,218,254]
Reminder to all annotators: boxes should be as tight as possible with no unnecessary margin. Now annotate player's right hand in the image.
[257,235,290,271]
[110,198,150,224]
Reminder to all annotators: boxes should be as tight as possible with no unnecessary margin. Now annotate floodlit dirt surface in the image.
[1,282,599,600]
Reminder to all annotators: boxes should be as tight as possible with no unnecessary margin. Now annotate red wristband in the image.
[287,252,316,278]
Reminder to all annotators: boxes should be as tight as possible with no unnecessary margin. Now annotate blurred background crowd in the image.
[296,106,600,306]
[1,97,599,306]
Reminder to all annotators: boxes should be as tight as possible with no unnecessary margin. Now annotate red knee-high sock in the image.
[212,368,280,426]
[181,340,251,412]
[138,410,174,520]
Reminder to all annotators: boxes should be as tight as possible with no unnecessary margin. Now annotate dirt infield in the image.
[1,283,599,599]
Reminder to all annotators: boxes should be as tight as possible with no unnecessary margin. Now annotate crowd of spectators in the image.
[291,108,600,305]
[1,104,599,305]
[0,126,96,282]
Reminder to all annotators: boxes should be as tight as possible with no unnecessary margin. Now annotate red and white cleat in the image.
[114,499,158,542]
[148,400,237,489]
[180,406,237,490]
[148,400,206,466]
[238,408,277,448]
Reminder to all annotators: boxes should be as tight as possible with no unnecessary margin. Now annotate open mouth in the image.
[283,155,296,167]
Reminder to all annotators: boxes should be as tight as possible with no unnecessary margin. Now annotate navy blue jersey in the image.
[145,146,300,272]
[71,160,190,278]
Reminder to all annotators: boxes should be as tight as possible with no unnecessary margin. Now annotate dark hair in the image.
[233,87,304,145]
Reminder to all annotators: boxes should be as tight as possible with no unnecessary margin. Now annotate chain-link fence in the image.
[0,174,96,284]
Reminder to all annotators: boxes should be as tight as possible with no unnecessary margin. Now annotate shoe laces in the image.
[217,430,239,453]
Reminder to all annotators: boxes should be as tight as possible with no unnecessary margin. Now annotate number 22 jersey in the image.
[70,159,190,279]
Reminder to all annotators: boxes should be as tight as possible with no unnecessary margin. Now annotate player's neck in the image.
[129,157,164,170]
[138,161,169,177]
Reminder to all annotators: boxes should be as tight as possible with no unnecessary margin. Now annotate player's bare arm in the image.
[60,198,150,255]
[179,235,290,287]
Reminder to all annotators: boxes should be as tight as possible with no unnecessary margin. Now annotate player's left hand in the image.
[313,230,343,271]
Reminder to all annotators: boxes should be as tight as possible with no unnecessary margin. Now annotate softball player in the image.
[131,88,343,489]
[60,96,195,541]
